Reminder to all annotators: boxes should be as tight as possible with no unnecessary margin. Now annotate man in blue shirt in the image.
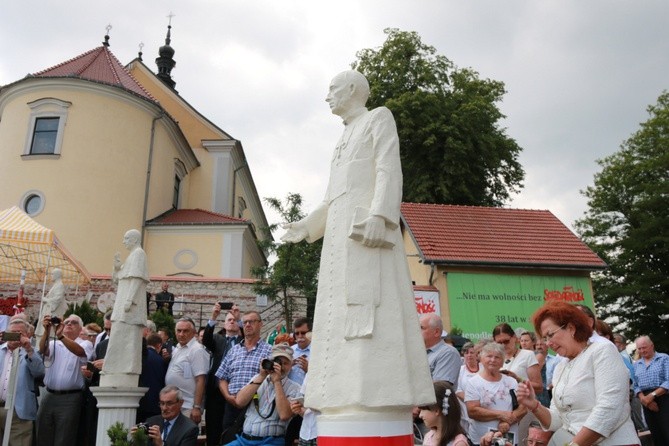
[288,318,311,385]
[634,335,669,445]
[216,311,272,431]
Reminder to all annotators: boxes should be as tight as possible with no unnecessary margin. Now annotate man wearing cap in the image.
[227,343,301,445]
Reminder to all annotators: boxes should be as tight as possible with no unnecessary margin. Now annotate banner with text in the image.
[447,273,594,340]
[414,289,441,316]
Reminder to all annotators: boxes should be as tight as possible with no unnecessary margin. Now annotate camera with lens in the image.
[491,437,507,446]
[261,357,281,372]
[50,317,61,326]
[136,423,150,433]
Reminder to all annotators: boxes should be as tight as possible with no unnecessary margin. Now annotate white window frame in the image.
[19,189,46,216]
[23,98,71,156]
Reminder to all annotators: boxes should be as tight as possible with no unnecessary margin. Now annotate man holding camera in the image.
[0,316,44,446]
[226,343,301,446]
[37,314,92,446]
[132,385,198,446]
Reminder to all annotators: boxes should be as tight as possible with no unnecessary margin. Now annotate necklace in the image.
[504,348,518,365]
[466,363,479,373]
[553,342,591,410]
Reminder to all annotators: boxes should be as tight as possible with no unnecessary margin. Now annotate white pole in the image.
[2,348,21,446]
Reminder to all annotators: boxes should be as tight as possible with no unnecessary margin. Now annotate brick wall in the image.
[0,277,306,336]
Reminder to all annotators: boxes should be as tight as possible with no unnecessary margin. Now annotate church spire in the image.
[103,24,112,47]
[156,12,177,90]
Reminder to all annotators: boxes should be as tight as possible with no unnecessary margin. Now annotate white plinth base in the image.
[317,408,414,445]
[90,386,148,446]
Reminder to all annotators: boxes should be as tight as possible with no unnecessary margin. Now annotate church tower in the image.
[155,19,177,91]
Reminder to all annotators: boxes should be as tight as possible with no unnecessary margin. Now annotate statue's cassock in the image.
[300,105,434,411]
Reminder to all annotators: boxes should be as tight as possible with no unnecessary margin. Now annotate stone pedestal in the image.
[91,386,148,446]
[317,408,414,445]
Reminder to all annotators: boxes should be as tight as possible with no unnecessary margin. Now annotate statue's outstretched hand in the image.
[361,215,386,248]
[281,222,308,243]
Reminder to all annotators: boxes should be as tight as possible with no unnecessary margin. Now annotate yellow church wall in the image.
[0,83,187,275]
[129,64,225,213]
[144,228,226,277]
[183,148,215,211]
[143,124,194,220]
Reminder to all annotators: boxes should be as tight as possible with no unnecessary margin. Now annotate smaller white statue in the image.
[35,268,66,337]
[100,229,149,387]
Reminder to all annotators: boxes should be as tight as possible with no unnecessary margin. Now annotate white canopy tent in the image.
[0,206,90,286]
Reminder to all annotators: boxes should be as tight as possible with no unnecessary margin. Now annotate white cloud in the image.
[2,0,669,232]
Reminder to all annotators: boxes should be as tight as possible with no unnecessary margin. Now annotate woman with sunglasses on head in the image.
[493,323,544,444]
[515,301,640,446]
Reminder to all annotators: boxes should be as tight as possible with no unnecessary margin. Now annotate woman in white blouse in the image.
[516,301,640,446]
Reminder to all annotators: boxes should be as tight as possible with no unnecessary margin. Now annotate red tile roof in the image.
[401,202,606,270]
[31,46,155,102]
[146,209,248,226]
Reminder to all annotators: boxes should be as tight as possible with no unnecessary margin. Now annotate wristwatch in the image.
[650,391,657,399]
[193,405,202,410]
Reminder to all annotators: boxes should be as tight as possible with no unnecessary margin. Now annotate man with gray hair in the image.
[165,317,209,425]
[0,316,44,445]
[419,313,460,386]
[37,314,92,446]
[634,335,669,445]
[134,385,198,446]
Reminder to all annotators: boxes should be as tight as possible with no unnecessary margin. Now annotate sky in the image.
[2,1,668,234]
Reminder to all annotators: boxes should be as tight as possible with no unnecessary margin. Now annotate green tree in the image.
[352,28,524,206]
[151,309,175,341]
[575,91,669,352]
[65,300,103,327]
[252,193,321,330]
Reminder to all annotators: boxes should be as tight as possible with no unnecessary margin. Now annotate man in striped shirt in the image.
[216,311,272,431]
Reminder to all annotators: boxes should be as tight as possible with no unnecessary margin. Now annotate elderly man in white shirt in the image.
[37,314,93,446]
[165,317,210,425]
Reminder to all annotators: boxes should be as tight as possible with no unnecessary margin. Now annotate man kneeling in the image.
[226,343,300,445]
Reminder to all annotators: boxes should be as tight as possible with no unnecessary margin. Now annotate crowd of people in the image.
[0,299,666,446]
[419,302,666,446]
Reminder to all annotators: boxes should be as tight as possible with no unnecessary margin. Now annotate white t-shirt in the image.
[165,337,210,409]
[501,348,538,381]
[465,374,519,446]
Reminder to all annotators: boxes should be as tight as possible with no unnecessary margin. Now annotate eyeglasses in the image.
[522,438,547,446]
[63,320,79,326]
[159,400,179,407]
[242,319,260,325]
[294,331,308,336]
[542,325,566,343]
[496,338,513,345]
